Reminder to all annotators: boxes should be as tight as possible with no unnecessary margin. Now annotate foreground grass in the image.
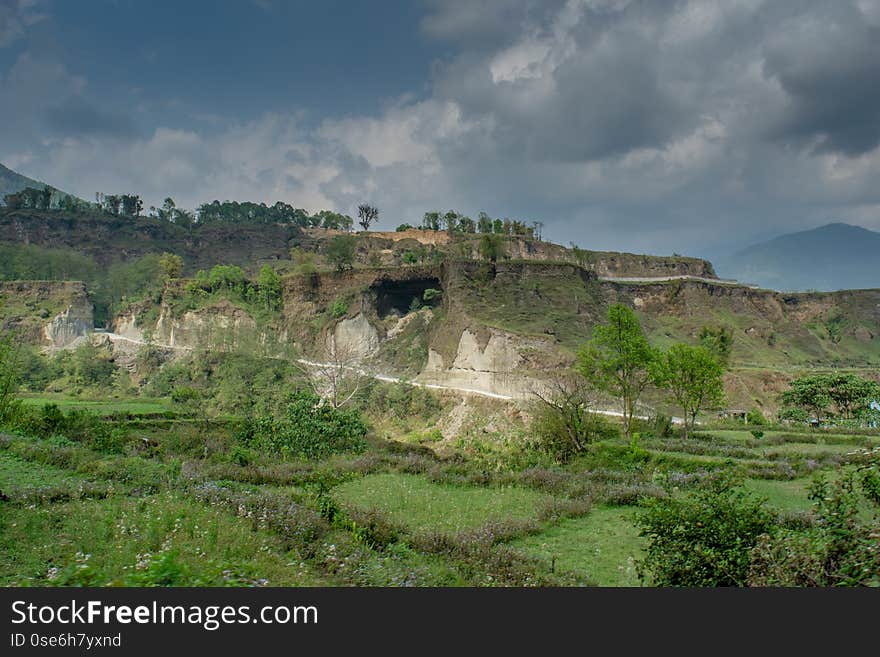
[0,451,86,493]
[511,507,645,587]
[0,491,329,587]
[743,478,813,513]
[333,472,552,534]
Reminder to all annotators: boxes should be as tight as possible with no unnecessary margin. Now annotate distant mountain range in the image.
[715,223,880,292]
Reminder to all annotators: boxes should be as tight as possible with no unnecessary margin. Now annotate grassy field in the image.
[333,472,552,534]
[0,451,87,494]
[512,506,645,587]
[743,478,813,512]
[1,394,876,587]
[0,489,329,587]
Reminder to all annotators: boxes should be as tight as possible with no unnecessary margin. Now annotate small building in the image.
[717,409,748,423]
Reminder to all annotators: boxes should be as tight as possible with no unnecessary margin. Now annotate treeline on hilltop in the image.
[2,186,358,230]
[398,210,544,239]
[3,185,545,239]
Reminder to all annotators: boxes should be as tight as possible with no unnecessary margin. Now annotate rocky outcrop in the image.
[148,300,258,350]
[330,313,379,360]
[112,310,145,342]
[43,303,93,348]
[0,281,93,348]
[420,327,555,399]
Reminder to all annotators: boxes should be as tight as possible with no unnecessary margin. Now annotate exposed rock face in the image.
[112,311,144,342]
[420,327,552,399]
[451,329,522,372]
[0,281,93,348]
[43,303,93,348]
[330,313,379,360]
[152,300,258,349]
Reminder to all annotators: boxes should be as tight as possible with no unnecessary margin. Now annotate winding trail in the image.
[598,274,758,288]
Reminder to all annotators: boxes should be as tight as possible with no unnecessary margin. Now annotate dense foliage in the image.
[236,390,368,459]
[636,476,775,586]
[781,372,880,426]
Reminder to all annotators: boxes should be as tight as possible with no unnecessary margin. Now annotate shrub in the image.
[330,297,348,318]
[747,407,767,425]
[532,404,620,463]
[237,390,368,459]
[422,288,442,303]
[636,475,775,586]
[748,465,880,586]
[750,429,764,439]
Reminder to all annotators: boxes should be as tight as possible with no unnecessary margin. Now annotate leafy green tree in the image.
[477,212,493,234]
[101,193,122,215]
[357,204,379,231]
[443,210,460,235]
[158,252,183,281]
[699,325,733,367]
[237,389,368,459]
[325,234,357,272]
[478,233,506,263]
[825,373,880,420]
[396,223,414,232]
[403,251,418,265]
[0,332,22,421]
[121,194,143,217]
[70,342,116,388]
[781,374,833,424]
[208,265,246,293]
[422,211,441,231]
[457,216,476,233]
[653,344,725,438]
[637,476,775,586]
[577,304,657,439]
[257,265,282,311]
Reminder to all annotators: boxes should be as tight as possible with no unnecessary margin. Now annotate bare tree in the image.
[305,339,369,409]
[531,373,595,452]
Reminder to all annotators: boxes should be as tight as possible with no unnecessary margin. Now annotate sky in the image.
[1,0,880,258]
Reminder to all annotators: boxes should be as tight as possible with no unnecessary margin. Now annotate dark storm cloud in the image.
[761,6,880,155]
[3,0,880,256]
[44,97,138,139]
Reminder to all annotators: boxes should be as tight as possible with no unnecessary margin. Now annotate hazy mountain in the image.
[715,223,880,292]
[0,162,51,201]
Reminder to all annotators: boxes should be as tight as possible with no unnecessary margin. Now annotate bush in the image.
[237,390,368,459]
[748,465,880,586]
[747,407,767,425]
[636,475,775,586]
[750,429,764,439]
[330,297,348,318]
[531,404,620,463]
